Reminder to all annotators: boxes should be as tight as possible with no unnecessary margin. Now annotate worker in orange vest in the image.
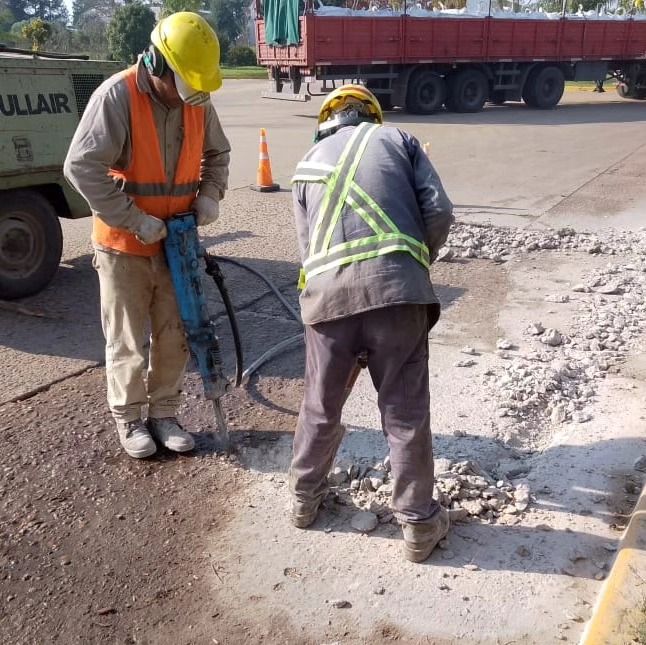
[64,12,230,458]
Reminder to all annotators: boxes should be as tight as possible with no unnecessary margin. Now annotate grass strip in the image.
[221,66,267,79]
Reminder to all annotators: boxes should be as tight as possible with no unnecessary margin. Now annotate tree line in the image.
[0,0,257,64]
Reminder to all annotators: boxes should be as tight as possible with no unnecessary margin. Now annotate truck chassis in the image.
[256,13,646,111]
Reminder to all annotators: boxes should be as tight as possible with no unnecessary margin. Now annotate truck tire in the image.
[0,190,63,299]
[445,69,488,113]
[616,82,633,99]
[523,66,564,109]
[406,71,446,114]
[617,82,646,100]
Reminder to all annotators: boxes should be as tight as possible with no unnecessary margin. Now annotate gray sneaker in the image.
[147,417,195,453]
[401,506,450,563]
[116,419,157,459]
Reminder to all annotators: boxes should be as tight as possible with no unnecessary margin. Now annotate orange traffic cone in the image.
[251,128,280,192]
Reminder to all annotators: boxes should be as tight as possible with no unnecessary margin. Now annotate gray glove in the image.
[192,194,220,227]
[134,214,167,245]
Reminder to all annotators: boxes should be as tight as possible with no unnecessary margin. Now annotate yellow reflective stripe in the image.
[310,124,368,253]
[320,123,379,254]
[306,245,429,281]
[299,122,431,286]
[323,232,430,260]
[345,193,384,236]
[305,232,430,268]
[350,183,399,235]
[310,123,379,253]
[334,187,430,257]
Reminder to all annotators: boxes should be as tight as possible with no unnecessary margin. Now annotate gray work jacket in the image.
[293,124,454,326]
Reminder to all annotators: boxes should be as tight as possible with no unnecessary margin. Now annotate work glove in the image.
[134,214,167,245]
[192,194,220,227]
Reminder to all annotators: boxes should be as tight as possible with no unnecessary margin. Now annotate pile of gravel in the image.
[443,224,646,437]
[442,223,646,262]
[328,457,530,530]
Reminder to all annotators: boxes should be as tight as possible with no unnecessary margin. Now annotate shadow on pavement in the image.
[386,100,646,127]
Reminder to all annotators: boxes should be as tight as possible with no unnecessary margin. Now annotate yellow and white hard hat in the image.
[151,11,222,93]
[318,84,384,126]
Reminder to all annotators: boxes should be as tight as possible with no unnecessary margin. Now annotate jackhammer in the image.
[164,213,244,450]
[164,213,368,451]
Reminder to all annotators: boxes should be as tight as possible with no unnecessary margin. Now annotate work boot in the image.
[290,497,322,529]
[401,506,450,563]
[147,417,195,453]
[116,419,157,459]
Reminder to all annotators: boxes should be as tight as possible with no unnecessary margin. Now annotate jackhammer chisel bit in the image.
[163,213,243,452]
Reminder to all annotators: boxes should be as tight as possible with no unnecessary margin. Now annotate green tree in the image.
[71,0,111,25]
[22,16,51,49]
[162,0,203,17]
[208,0,247,43]
[107,1,155,63]
[227,44,256,65]
[73,13,110,56]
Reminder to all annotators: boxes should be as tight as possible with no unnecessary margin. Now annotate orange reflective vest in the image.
[92,65,205,256]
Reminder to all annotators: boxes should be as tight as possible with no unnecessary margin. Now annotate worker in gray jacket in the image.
[64,12,230,459]
[290,84,454,563]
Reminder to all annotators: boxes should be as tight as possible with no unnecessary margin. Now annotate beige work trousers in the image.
[93,249,189,423]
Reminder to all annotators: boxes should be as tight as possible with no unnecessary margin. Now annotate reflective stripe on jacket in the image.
[293,123,430,289]
[292,124,454,326]
[92,65,205,256]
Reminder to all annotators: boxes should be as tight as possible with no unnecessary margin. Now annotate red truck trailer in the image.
[255,2,646,113]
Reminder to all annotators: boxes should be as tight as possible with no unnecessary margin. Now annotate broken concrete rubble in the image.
[328,458,531,525]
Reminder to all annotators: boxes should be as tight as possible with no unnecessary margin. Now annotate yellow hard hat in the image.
[151,12,222,93]
[318,84,383,125]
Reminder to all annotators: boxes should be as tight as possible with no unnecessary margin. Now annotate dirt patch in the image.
[430,258,509,351]
[0,368,304,645]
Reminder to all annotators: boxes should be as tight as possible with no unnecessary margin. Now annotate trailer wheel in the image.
[446,69,488,113]
[616,82,631,99]
[0,190,63,300]
[523,66,564,109]
[617,83,646,100]
[406,71,446,114]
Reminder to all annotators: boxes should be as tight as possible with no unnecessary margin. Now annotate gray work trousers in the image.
[289,304,440,525]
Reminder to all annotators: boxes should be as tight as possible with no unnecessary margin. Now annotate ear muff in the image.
[143,44,166,77]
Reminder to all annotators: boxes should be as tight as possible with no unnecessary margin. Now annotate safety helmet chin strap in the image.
[315,109,378,142]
